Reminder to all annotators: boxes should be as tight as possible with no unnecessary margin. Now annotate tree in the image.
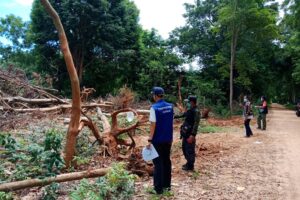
[136,29,182,100]
[170,0,279,110]
[30,0,141,94]
[0,15,30,64]
[169,0,221,67]
[218,0,278,113]
[271,0,300,103]
[40,0,81,168]
[0,15,28,50]
[283,0,300,84]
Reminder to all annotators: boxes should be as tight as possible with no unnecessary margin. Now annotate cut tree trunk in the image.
[41,0,81,168]
[0,168,109,192]
[2,97,69,105]
[0,103,112,113]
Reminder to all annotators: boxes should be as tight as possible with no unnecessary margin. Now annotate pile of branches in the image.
[0,67,114,114]
[0,66,68,111]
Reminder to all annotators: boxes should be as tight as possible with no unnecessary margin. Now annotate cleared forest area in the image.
[1,0,300,199]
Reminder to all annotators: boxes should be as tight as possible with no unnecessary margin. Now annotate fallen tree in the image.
[1,97,69,105]
[0,168,109,192]
[0,103,112,113]
[97,107,144,156]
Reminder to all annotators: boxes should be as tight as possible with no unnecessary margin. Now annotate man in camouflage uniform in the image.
[175,95,200,171]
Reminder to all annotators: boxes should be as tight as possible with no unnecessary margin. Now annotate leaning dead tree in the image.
[41,0,88,167]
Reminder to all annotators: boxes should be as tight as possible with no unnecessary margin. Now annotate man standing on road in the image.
[147,87,174,194]
[175,95,200,171]
[256,96,268,130]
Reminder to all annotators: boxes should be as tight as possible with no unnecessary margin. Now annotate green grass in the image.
[200,125,226,134]
[191,170,200,180]
[284,103,296,110]
[145,186,174,200]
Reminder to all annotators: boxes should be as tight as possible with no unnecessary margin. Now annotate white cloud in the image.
[133,0,194,39]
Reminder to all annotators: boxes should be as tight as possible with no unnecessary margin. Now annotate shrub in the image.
[0,129,64,183]
[70,163,137,200]
[0,192,13,200]
[42,183,60,200]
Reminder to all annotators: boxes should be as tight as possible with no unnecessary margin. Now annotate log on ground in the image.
[0,168,109,192]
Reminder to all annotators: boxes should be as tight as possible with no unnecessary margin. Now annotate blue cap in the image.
[151,87,164,95]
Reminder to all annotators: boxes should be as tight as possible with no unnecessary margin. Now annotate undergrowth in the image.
[42,183,60,200]
[0,192,14,200]
[201,125,225,133]
[69,162,137,200]
[73,130,97,165]
[0,129,64,183]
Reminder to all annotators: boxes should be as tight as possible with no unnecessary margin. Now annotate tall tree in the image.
[273,0,300,102]
[283,0,300,84]
[218,0,278,113]
[30,0,140,93]
[219,0,238,114]
[170,0,278,110]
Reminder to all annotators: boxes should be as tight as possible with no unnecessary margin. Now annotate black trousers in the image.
[152,142,172,194]
[182,138,195,168]
[244,119,253,137]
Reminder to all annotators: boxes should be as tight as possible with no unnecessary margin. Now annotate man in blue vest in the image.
[147,86,174,194]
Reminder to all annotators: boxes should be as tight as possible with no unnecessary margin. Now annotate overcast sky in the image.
[0,0,205,39]
[134,0,194,38]
[0,0,284,39]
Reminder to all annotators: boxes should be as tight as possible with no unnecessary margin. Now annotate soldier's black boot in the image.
[182,164,194,171]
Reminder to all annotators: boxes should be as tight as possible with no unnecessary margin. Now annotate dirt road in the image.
[135,107,300,200]
[269,107,300,199]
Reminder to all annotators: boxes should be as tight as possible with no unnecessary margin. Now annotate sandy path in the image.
[268,107,300,199]
[134,107,300,199]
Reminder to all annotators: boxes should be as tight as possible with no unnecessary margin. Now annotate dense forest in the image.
[1,0,300,113]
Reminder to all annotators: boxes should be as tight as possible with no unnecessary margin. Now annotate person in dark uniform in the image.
[175,95,200,171]
[256,96,268,130]
[147,87,174,194]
